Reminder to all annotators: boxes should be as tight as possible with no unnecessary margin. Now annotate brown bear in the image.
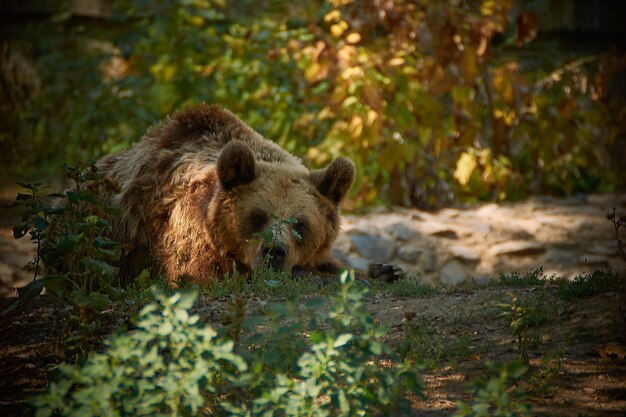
[96,103,401,283]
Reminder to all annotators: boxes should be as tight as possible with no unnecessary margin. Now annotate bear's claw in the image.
[367,262,405,283]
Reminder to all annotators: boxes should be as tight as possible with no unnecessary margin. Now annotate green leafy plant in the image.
[32,288,248,417]
[33,273,423,417]
[9,182,63,281]
[528,350,563,398]
[497,293,547,365]
[230,271,423,416]
[454,361,531,417]
[11,164,126,357]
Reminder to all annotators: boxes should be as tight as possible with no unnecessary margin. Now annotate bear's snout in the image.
[262,244,288,270]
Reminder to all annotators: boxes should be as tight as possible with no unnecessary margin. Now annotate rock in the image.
[439,260,468,286]
[588,243,619,256]
[411,212,425,221]
[587,194,626,207]
[420,250,437,272]
[347,224,378,236]
[507,230,534,240]
[332,247,350,264]
[439,208,460,219]
[544,248,578,267]
[385,222,419,241]
[350,234,395,262]
[448,245,480,263]
[473,275,492,286]
[578,254,609,266]
[489,241,545,257]
[397,246,423,263]
[0,262,13,285]
[475,203,500,217]
[471,222,492,235]
[535,215,562,226]
[422,221,459,239]
[345,256,370,271]
[333,235,352,255]
[431,229,458,239]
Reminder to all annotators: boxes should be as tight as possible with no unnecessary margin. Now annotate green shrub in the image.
[10,164,130,357]
[497,293,547,365]
[497,268,551,287]
[454,362,531,417]
[556,269,622,301]
[32,289,247,417]
[32,272,422,417]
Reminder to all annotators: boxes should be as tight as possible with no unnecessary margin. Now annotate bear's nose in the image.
[262,244,287,269]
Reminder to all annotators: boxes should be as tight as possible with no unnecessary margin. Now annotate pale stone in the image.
[475,203,500,217]
[420,250,437,272]
[489,241,545,257]
[397,246,423,263]
[385,222,419,241]
[332,235,352,255]
[421,220,458,239]
[350,234,395,262]
[473,275,492,286]
[346,256,370,271]
[431,229,459,239]
[544,248,578,267]
[588,243,619,256]
[0,263,13,285]
[439,260,469,286]
[411,212,425,221]
[471,222,492,235]
[448,245,480,263]
[578,254,609,266]
[332,248,350,265]
[439,208,460,219]
[587,194,626,207]
[346,224,378,236]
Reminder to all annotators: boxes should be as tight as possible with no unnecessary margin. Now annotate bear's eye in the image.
[249,209,268,230]
[293,218,308,240]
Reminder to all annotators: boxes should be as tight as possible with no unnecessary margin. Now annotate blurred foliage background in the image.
[1,0,625,209]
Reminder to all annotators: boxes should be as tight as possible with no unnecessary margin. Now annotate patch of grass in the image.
[395,317,444,370]
[556,269,623,301]
[494,267,623,302]
[369,273,439,297]
[123,270,173,307]
[200,267,342,299]
[395,315,481,370]
[497,267,554,287]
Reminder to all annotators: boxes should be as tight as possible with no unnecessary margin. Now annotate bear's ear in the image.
[217,141,256,189]
[310,157,356,203]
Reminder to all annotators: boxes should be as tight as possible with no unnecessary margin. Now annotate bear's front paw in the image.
[367,262,405,283]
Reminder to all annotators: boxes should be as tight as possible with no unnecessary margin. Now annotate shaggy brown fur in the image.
[96,103,355,283]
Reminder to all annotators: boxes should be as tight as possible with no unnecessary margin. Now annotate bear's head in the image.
[209,140,355,273]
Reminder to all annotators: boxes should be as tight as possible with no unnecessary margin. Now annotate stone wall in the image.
[334,194,626,285]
